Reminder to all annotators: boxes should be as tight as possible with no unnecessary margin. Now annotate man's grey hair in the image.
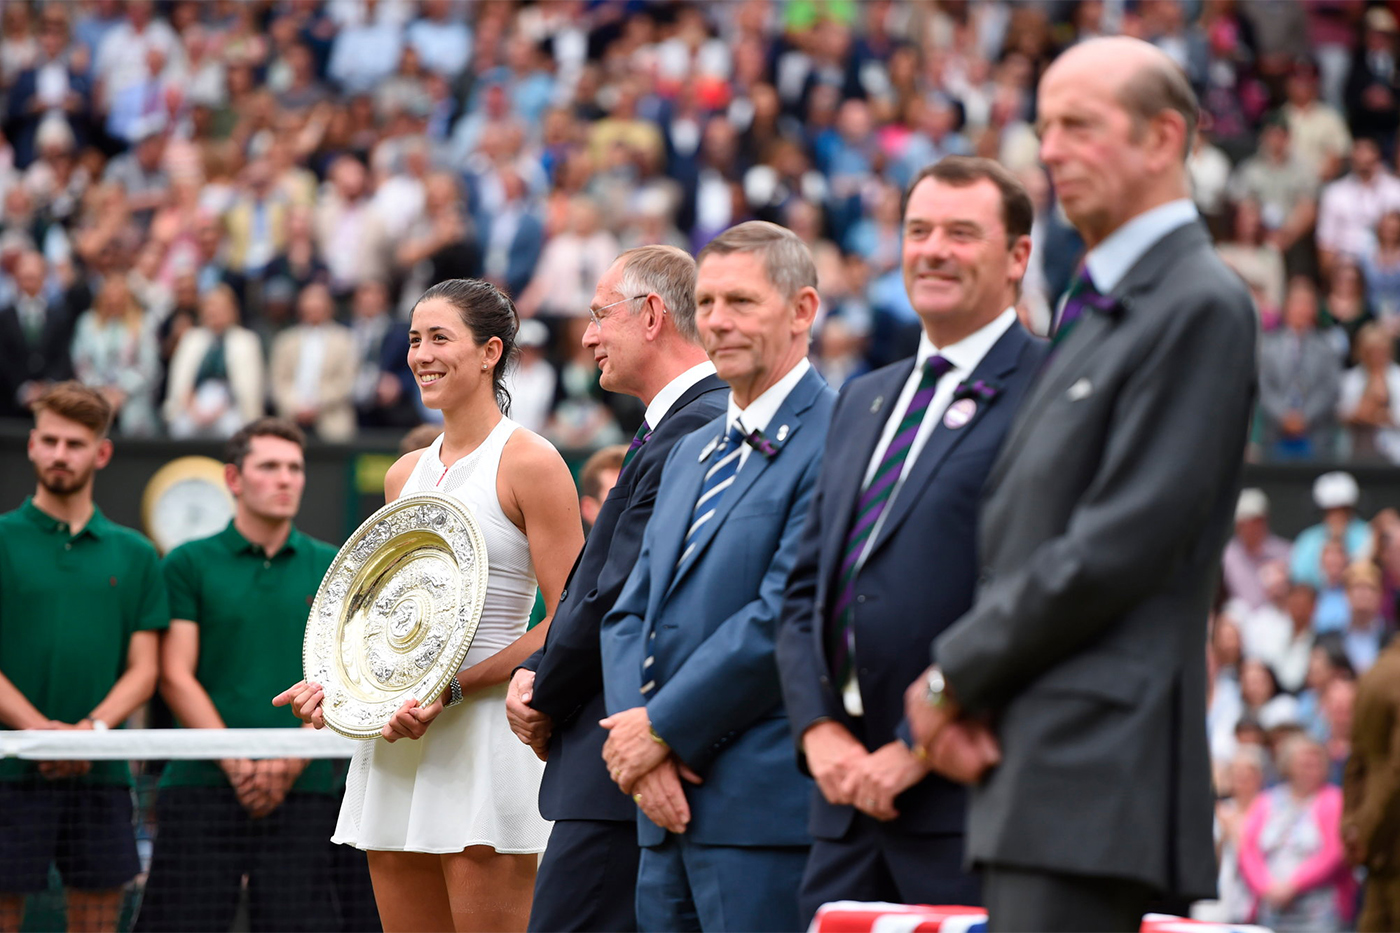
[696,221,818,299]
[615,245,700,343]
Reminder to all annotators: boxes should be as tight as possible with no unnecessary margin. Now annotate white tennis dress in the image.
[333,417,551,854]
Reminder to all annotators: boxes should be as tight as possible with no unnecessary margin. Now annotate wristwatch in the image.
[444,677,464,708]
[923,666,948,708]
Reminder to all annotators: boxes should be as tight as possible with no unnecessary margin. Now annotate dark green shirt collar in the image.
[216,520,305,558]
[19,496,109,539]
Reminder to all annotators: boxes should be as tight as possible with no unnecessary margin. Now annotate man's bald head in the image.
[1037,37,1197,246]
[1043,37,1198,162]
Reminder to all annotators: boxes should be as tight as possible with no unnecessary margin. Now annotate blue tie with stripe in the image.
[640,424,747,698]
[677,424,746,570]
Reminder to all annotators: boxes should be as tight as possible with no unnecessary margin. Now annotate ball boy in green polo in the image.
[135,418,370,932]
[0,382,167,933]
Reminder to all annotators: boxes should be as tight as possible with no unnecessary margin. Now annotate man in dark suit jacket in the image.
[906,38,1257,932]
[506,245,725,932]
[598,222,836,932]
[0,251,75,420]
[776,156,1046,925]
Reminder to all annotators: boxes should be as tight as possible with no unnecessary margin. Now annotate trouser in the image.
[1360,869,1400,933]
[982,863,1153,933]
[528,818,640,932]
[635,834,808,932]
[134,787,340,932]
[797,818,979,927]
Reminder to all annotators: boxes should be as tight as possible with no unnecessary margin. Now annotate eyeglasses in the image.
[586,294,650,330]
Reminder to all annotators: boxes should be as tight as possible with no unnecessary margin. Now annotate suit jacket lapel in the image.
[664,367,824,600]
[819,362,912,588]
[867,327,1027,559]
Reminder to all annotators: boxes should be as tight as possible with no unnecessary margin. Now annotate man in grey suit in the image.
[1257,276,1341,459]
[904,37,1258,932]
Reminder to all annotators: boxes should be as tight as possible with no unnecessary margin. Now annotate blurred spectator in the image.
[327,2,404,94]
[313,155,389,303]
[224,159,290,282]
[1342,634,1400,932]
[1228,115,1318,271]
[1224,488,1293,610]
[1339,323,1400,462]
[577,444,625,535]
[105,46,175,147]
[394,172,479,313]
[1240,658,1297,731]
[102,120,169,233]
[269,283,357,442]
[1235,561,1295,682]
[1209,613,1246,770]
[1341,561,1387,675]
[405,0,471,82]
[1299,635,1357,741]
[93,0,183,113]
[1239,734,1356,932]
[517,196,619,326]
[1292,471,1373,589]
[1283,59,1351,184]
[263,207,329,309]
[1217,199,1286,322]
[1280,581,1322,694]
[503,319,556,436]
[1359,209,1400,330]
[1207,746,1268,925]
[1345,8,1400,149]
[1258,277,1341,460]
[1315,539,1355,634]
[71,275,159,436]
[5,5,94,171]
[1320,256,1375,355]
[1189,129,1234,230]
[478,167,544,299]
[350,278,414,430]
[1320,678,1354,783]
[164,284,263,439]
[1317,137,1400,275]
[0,251,74,418]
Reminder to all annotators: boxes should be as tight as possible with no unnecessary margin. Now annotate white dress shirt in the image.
[724,358,811,470]
[1084,198,1199,293]
[843,308,1016,715]
[646,361,717,428]
[294,326,328,408]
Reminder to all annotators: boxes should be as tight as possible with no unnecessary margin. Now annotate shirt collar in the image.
[726,357,811,435]
[1084,199,1198,294]
[19,496,107,539]
[915,307,1017,374]
[644,360,717,428]
[218,520,303,557]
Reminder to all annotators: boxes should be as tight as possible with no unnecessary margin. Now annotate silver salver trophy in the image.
[303,492,489,739]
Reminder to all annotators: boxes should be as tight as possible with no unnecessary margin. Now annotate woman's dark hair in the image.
[414,278,520,414]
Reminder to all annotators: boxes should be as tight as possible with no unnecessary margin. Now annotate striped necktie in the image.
[621,420,651,472]
[828,355,953,686]
[676,424,746,570]
[1052,267,1113,346]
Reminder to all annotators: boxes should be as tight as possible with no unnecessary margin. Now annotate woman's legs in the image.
[441,846,537,933]
[366,850,455,933]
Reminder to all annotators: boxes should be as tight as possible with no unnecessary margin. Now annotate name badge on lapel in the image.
[943,398,977,429]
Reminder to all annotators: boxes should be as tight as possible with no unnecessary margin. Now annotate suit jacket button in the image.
[560,588,568,600]
[856,595,866,603]
[819,675,830,686]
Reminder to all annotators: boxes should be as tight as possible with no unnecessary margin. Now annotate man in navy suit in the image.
[505,245,726,932]
[599,222,836,932]
[776,156,1045,923]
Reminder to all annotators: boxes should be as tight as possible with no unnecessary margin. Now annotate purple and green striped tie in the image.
[1052,267,1113,346]
[828,355,954,686]
[621,420,651,472]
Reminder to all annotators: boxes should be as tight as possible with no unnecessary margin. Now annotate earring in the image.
[481,364,488,370]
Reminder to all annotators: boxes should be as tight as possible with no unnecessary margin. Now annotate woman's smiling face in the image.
[407,298,493,410]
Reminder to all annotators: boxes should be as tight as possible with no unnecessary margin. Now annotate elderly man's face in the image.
[582,260,649,397]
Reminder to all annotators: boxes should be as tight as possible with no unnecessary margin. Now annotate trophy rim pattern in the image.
[304,491,491,739]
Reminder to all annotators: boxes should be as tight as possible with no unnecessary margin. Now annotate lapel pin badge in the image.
[870,396,883,414]
[1067,378,1093,401]
[943,398,977,429]
[776,424,789,442]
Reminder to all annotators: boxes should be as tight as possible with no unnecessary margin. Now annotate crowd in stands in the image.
[1203,471,1400,928]
[2,0,1400,459]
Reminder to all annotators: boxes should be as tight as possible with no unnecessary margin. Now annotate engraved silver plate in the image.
[304,492,489,739]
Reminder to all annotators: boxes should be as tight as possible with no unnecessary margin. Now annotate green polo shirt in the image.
[0,498,169,786]
[160,522,341,794]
